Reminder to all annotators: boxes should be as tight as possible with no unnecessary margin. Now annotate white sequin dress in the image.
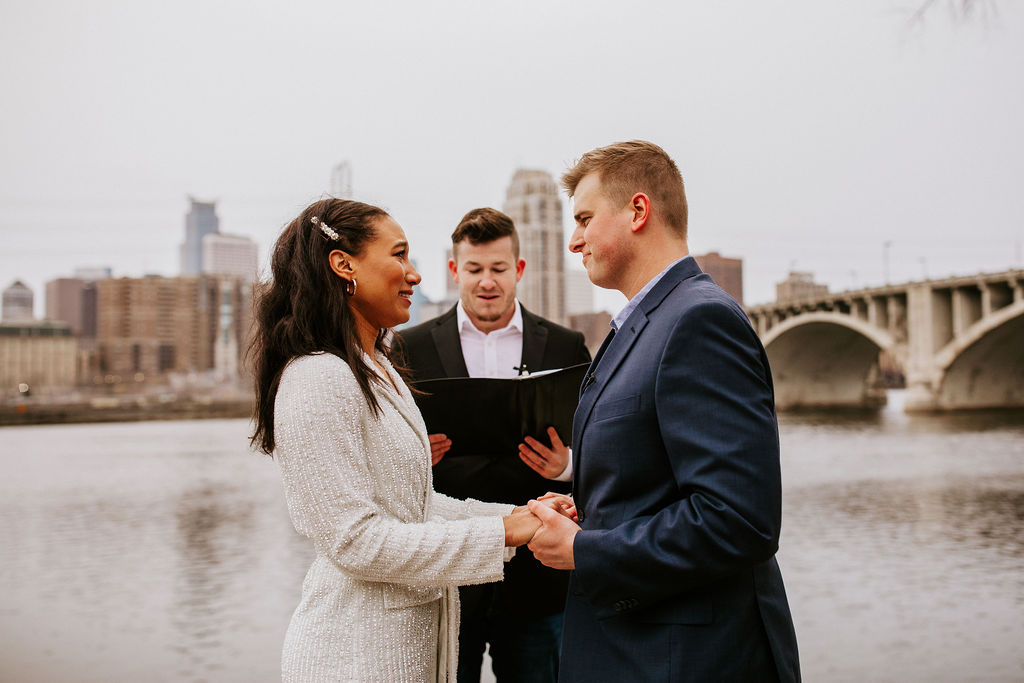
[274,352,513,682]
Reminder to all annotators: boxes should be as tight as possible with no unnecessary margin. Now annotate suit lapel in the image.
[430,307,470,378]
[572,314,649,450]
[520,306,547,374]
[572,258,704,452]
[579,328,614,401]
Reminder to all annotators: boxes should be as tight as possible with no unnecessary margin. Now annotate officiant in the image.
[394,207,590,683]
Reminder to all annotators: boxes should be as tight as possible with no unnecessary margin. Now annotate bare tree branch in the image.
[908,0,940,26]
[906,0,1000,28]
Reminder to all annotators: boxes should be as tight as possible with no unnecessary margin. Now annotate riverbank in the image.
[0,396,253,426]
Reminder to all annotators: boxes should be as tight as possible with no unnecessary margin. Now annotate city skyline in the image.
[5,188,1020,320]
[2,2,1023,316]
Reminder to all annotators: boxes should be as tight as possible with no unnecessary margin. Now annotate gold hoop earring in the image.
[346,279,357,296]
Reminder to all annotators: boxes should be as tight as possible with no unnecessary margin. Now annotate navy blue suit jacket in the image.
[562,258,800,682]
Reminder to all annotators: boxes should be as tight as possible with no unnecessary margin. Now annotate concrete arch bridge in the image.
[745,270,1024,411]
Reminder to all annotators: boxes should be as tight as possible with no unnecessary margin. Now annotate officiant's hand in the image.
[428,433,451,465]
[518,427,569,479]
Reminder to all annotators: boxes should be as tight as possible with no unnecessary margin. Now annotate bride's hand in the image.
[536,492,578,523]
[502,509,541,547]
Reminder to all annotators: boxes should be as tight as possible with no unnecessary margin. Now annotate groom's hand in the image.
[527,499,580,570]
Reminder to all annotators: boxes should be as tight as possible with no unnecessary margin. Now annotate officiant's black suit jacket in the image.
[394,303,591,617]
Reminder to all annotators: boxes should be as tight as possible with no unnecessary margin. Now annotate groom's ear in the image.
[629,193,651,233]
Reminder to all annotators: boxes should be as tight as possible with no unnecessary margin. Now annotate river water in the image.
[0,392,1021,682]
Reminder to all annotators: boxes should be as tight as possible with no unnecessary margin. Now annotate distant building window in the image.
[158,344,176,372]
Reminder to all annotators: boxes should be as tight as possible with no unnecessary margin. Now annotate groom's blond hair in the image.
[562,140,688,239]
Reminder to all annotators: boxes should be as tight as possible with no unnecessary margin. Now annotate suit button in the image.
[613,601,623,612]
[629,599,639,608]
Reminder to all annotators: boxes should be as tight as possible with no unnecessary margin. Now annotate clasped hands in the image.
[502,493,580,570]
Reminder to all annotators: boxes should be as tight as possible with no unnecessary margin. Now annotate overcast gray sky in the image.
[2,0,1022,315]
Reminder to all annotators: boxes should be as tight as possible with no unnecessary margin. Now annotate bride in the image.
[250,198,543,681]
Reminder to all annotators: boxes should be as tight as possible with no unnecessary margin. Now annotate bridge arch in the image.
[762,312,895,410]
[932,300,1024,409]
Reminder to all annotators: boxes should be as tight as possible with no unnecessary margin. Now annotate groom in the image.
[527,141,801,682]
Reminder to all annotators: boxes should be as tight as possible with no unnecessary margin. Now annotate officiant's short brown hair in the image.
[451,208,520,259]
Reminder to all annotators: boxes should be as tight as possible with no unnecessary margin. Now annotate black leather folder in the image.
[411,362,590,459]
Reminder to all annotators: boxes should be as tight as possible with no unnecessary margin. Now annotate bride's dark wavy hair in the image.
[249,197,392,455]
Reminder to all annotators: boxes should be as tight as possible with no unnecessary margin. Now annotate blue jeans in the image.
[456,607,563,683]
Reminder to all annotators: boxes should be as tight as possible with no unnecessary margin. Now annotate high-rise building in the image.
[694,252,744,305]
[47,278,88,335]
[2,280,34,321]
[776,271,829,303]
[95,274,253,384]
[202,233,259,281]
[180,198,220,275]
[331,161,353,199]
[503,169,565,323]
[46,268,112,337]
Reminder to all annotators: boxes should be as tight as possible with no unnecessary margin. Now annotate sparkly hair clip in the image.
[311,216,340,241]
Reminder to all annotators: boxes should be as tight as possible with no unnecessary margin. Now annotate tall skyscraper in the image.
[331,161,353,199]
[180,198,220,275]
[202,233,259,281]
[503,169,566,323]
[2,280,34,321]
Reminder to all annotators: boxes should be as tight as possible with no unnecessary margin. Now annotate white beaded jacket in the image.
[274,352,513,682]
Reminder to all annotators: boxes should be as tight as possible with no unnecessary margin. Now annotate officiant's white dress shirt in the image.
[456,299,524,379]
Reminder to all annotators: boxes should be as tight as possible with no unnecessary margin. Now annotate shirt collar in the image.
[457,298,523,335]
[610,256,691,331]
